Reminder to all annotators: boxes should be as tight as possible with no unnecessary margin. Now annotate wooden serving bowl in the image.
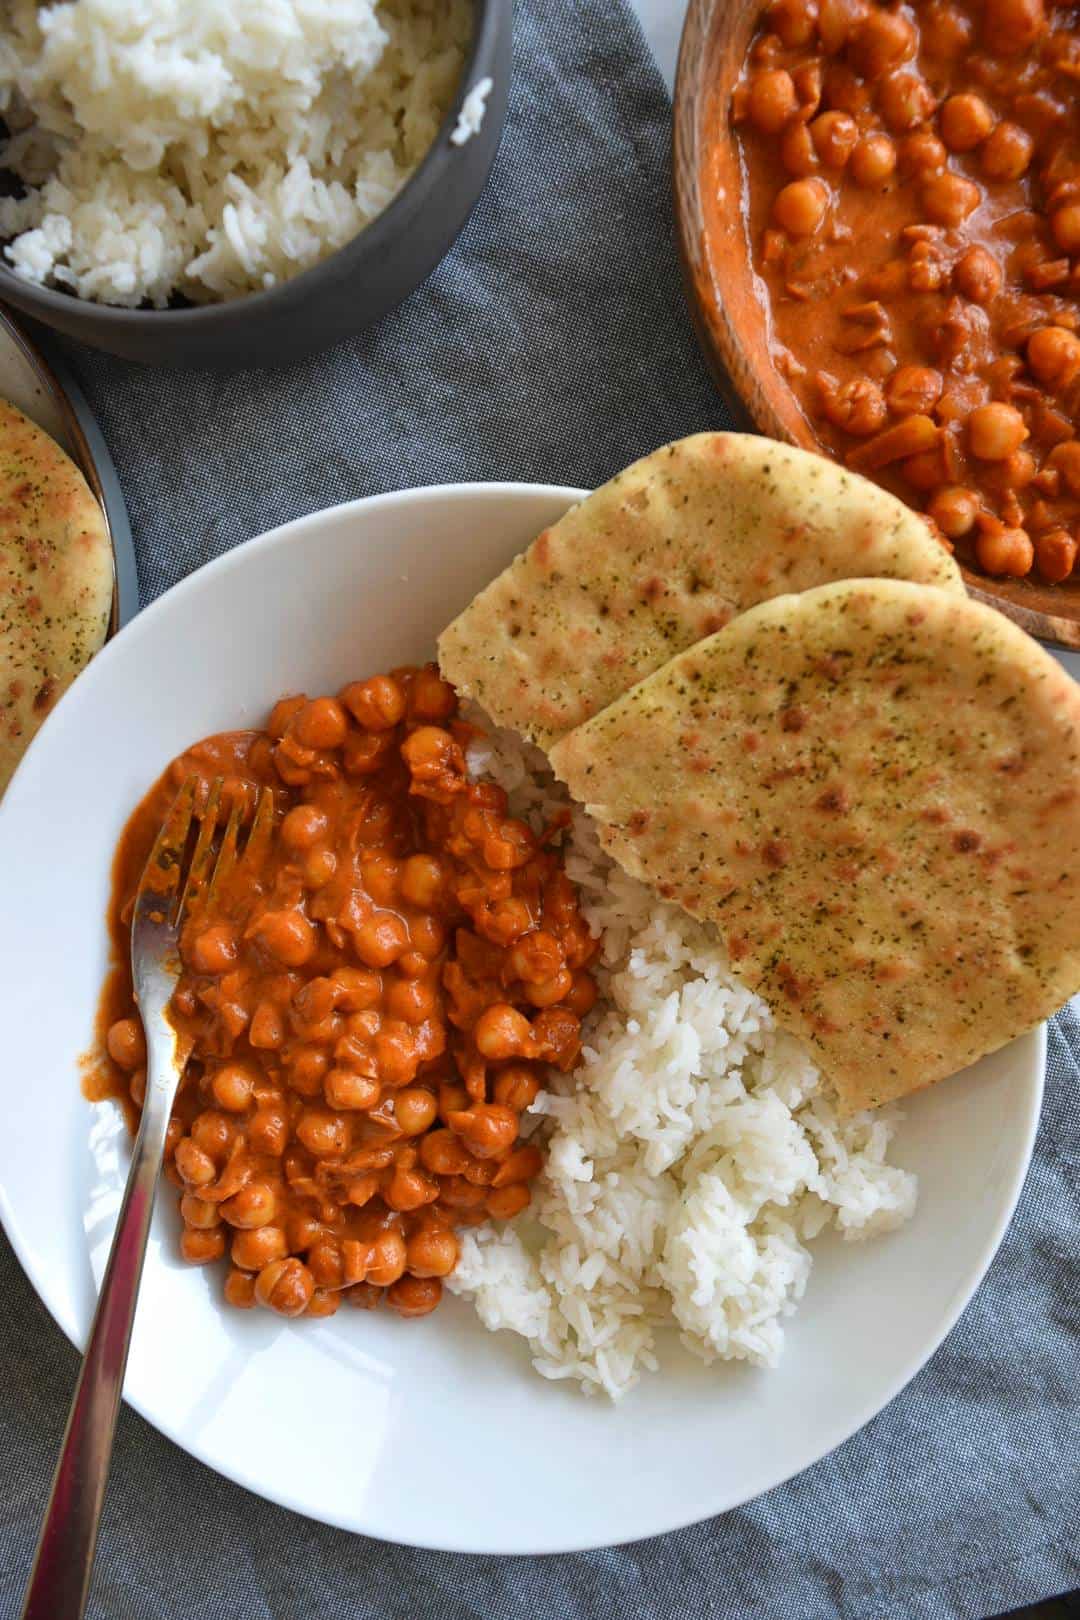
[672,0,1080,652]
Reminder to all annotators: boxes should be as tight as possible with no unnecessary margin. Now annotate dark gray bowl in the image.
[0,0,510,369]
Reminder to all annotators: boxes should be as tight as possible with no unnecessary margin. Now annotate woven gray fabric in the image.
[1,2,1077,1616]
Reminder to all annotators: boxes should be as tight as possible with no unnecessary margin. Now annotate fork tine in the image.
[138,775,196,922]
[242,786,275,868]
[206,792,244,901]
[176,776,222,921]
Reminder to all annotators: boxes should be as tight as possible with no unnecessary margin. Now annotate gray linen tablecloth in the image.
[1,2,1077,1615]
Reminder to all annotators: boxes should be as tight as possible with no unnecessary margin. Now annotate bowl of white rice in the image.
[0,0,509,367]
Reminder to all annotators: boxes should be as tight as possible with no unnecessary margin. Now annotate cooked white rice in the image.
[448,712,918,1400]
[0,0,471,306]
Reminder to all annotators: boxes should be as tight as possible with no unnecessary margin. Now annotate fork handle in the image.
[20,1030,175,1620]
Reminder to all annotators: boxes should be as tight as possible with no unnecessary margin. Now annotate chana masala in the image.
[94,667,598,1321]
[731,0,1080,586]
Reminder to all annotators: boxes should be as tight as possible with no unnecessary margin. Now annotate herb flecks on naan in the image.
[550,580,1080,1112]
[0,399,113,794]
[438,433,963,750]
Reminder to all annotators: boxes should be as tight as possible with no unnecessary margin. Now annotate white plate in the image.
[0,485,1045,1554]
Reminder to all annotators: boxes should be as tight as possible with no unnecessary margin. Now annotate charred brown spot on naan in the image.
[438,433,963,750]
[550,580,1080,1113]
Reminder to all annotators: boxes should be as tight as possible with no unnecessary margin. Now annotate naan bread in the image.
[0,399,113,794]
[549,580,1080,1112]
[438,433,963,749]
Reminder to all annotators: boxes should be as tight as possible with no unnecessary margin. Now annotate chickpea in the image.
[352,910,409,969]
[492,1065,542,1110]
[255,1257,315,1317]
[982,122,1034,182]
[748,68,800,134]
[343,730,395,777]
[231,1224,288,1271]
[367,1228,409,1288]
[394,1087,438,1135]
[817,0,868,53]
[1027,326,1080,390]
[408,912,446,959]
[769,0,818,47]
[305,1289,341,1319]
[1034,528,1078,583]
[191,1109,234,1159]
[878,71,935,133]
[446,1102,519,1160]
[419,1127,470,1175]
[267,695,306,738]
[810,110,858,168]
[186,922,238,976]
[981,0,1045,56]
[303,847,337,890]
[287,1210,327,1252]
[406,1226,459,1279]
[211,1062,256,1113]
[817,374,888,436]
[900,446,949,491]
[953,244,1002,305]
[180,1227,226,1265]
[975,524,1034,576]
[473,1003,533,1060]
[248,1001,284,1050]
[885,366,943,417]
[566,971,598,1018]
[174,1138,216,1188]
[526,968,573,1008]
[1048,442,1080,496]
[291,697,348,751]
[179,1192,220,1230]
[921,170,980,225]
[308,1238,345,1290]
[340,674,406,731]
[254,908,317,968]
[939,93,994,153]
[408,666,457,723]
[386,1275,442,1318]
[128,1068,147,1108]
[919,3,973,58]
[106,1016,145,1071]
[849,9,915,77]
[374,1022,420,1086]
[927,485,981,537]
[772,177,831,236]
[384,1166,438,1213]
[491,1144,545,1188]
[224,1268,256,1308]
[384,976,435,1026]
[324,1068,380,1111]
[897,131,946,176]
[249,1105,289,1156]
[361,851,401,906]
[850,134,897,188]
[399,853,446,909]
[981,448,1036,494]
[486,1184,532,1221]
[295,1108,350,1157]
[968,402,1028,461]
[400,725,463,784]
[220,1180,278,1230]
[780,120,817,177]
[280,803,329,852]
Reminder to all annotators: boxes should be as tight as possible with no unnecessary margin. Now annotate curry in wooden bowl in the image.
[674,0,1080,649]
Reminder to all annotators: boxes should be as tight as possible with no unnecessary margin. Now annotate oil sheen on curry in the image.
[729,0,1080,587]
[94,666,598,1322]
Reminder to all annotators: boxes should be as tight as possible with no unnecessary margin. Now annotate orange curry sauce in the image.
[730,0,1080,587]
[93,666,598,1321]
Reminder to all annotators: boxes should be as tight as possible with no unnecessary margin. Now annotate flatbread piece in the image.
[438,432,963,749]
[0,398,113,793]
[549,579,1080,1111]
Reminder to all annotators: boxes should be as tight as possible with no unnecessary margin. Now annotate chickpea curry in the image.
[95,666,598,1323]
[730,0,1080,587]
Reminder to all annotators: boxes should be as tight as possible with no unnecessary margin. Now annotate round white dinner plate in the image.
[0,485,1045,1554]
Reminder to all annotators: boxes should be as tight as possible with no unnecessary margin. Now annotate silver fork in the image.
[20,774,273,1620]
